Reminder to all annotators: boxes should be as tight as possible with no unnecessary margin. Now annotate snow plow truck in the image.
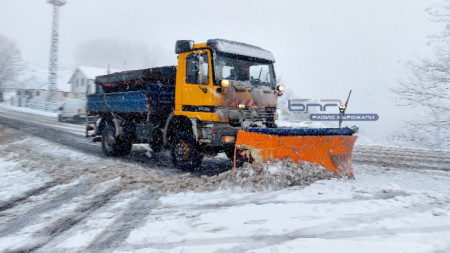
[86,39,358,174]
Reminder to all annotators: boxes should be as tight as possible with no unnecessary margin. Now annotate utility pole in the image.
[47,0,66,102]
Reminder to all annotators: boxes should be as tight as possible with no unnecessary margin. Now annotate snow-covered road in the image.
[0,128,449,251]
[0,106,449,252]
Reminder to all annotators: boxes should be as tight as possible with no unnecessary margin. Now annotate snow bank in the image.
[121,159,343,194]
[200,160,342,191]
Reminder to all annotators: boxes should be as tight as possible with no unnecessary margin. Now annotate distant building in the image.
[15,88,72,108]
[16,88,72,101]
[68,67,113,99]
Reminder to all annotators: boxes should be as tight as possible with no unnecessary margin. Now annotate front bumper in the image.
[198,122,238,148]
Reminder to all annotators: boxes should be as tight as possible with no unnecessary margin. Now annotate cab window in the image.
[200,53,209,84]
[186,52,209,84]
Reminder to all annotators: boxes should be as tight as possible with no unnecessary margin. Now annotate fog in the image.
[0,0,443,143]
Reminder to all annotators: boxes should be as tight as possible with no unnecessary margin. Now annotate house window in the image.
[76,79,79,87]
[81,78,84,86]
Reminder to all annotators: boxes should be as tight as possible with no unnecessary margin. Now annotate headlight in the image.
[238,104,245,109]
[221,136,236,143]
[276,85,285,92]
[221,79,230,88]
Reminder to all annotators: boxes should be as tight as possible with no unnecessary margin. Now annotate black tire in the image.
[102,125,132,156]
[58,115,62,122]
[73,115,80,123]
[225,148,235,160]
[170,132,202,171]
[149,129,163,152]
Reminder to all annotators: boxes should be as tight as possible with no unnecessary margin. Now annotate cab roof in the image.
[206,39,275,63]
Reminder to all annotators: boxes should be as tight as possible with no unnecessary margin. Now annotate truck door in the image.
[180,50,214,120]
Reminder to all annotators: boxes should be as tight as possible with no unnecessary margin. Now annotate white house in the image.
[68,67,113,99]
[16,88,72,102]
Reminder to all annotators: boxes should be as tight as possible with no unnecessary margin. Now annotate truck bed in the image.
[87,83,175,115]
[96,66,176,93]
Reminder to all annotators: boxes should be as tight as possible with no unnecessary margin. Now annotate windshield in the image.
[214,54,276,88]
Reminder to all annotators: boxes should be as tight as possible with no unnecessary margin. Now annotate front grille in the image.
[242,107,276,121]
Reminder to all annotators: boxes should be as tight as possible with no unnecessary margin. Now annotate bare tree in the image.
[392,1,450,149]
[0,35,21,102]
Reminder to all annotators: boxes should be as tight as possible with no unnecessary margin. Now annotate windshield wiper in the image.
[252,67,263,85]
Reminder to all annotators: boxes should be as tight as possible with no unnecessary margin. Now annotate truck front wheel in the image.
[170,132,202,171]
[149,129,163,152]
[102,125,132,156]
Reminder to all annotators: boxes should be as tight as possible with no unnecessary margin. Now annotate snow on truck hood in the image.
[207,39,276,63]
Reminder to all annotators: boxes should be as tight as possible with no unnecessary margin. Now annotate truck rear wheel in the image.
[102,125,132,156]
[170,132,202,171]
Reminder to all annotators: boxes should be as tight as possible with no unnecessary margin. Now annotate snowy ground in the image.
[0,123,449,252]
[0,103,58,118]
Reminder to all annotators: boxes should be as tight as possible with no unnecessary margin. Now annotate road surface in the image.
[0,106,449,253]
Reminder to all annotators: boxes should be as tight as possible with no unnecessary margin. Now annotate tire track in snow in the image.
[353,157,449,171]
[354,151,450,163]
[122,191,450,252]
[84,190,158,253]
[0,181,93,238]
[0,180,59,212]
[353,146,450,171]
[222,225,450,252]
[356,145,450,156]
[353,151,450,167]
[157,189,411,213]
[354,149,450,161]
[13,184,125,253]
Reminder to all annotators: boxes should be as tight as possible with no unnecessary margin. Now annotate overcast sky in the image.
[0,0,444,141]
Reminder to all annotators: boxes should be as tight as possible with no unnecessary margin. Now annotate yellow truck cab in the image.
[167,39,282,168]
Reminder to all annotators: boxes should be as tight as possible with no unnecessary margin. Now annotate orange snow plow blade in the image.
[234,127,358,175]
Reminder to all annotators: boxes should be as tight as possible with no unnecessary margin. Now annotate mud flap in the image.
[234,127,358,176]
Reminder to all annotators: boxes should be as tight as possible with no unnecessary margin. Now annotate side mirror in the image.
[175,40,194,54]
